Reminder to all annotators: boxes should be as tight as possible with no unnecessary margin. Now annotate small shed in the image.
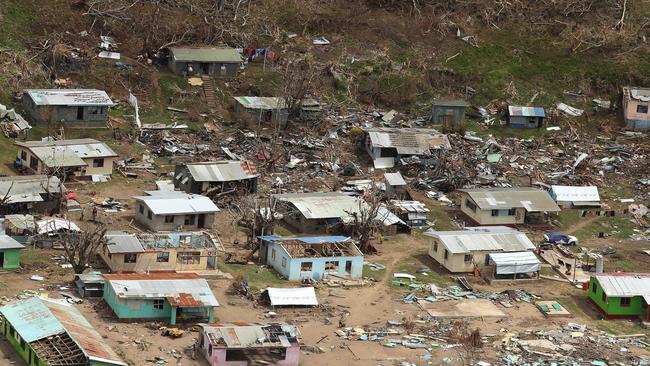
[384,172,407,197]
[507,106,545,128]
[233,96,288,128]
[174,161,258,195]
[75,272,105,298]
[390,200,429,227]
[550,185,601,208]
[488,251,541,279]
[622,87,650,130]
[168,47,242,76]
[431,99,469,127]
[0,234,24,270]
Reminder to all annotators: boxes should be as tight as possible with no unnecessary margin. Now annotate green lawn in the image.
[218,262,285,291]
[555,210,583,231]
[0,0,35,50]
[391,248,453,288]
[572,216,637,242]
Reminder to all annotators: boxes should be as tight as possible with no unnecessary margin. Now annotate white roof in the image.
[364,127,451,155]
[0,235,25,250]
[234,96,286,110]
[17,139,117,168]
[185,161,258,182]
[384,172,406,186]
[24,89,114,106]
[134,191,219,215]
[595,275,650,297]
[36,219,81,234]
[461,188,560,212]
[488,251,541,275]
[551,185,600,203]
[425,228,535,254]
[0,175,64,204]
[391,200,429,213]
[266,287,318,306]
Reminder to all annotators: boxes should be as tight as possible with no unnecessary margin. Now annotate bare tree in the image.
[233,196,279,246]
[277,59,321,120]
[340,189,386,254]
[59,224,108,274]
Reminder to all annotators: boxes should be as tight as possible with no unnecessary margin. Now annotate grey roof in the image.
[424,227,535,254]
[390,200,429,213]
[234,96,287,110]
[0,175,64,204]
[460,188,560,212]
[170,47,242,63]
[595,275,650,298]
[384,172,406,186]
[626,87,650,102]
[105,231,145,254]
[201,322,301,349]
[184,161,258,182]
[16,139,117,168]
[364,127,451,154]
[24,89,114,106]
[76,272,104,284]
[0,235,25,250]
[432,99,470,107]
[3,214,35,230]
[134,191,219,215]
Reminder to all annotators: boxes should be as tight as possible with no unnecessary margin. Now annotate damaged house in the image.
[15,138,117,179]
[622,87,650,130]
[22,89,114,127]
[430,99,470,128]
[198,322,302,366]
[271,192,403,234]
[100,230,219,273]
[459,188,560,226]
[425,226,540,277]
[390,200,430,227]
[174,161,258,195]
[507,106,545,128]
[168,47,242,76]
[133,191,219,231]
[0,175,64,214]
[550,185,601,208]
[103,272,219,325]
[258,235,363,281]
[363,127,451,168]
[233,96,288,128]
[0,296,127,366]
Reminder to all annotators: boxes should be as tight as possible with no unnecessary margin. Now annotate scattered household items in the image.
[174,161,258,195]
[133,191,220,231]
[0,296,127,366]
[258,235,363,281]
[15,138,117,179]
[101,231,219,273]
[168,47,242,76]
[622,86,650,130]
[507,106,545,128]
[22,89,114,126]
[0,103,30,138]
[550,185,601,208]
[458,188,560,225]
[198,322,302,366]
[103,272,219,325]
[362,127,451,168]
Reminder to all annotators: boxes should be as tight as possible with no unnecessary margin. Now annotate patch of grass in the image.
[425,204,457,231]
[0,0,35,50]
[362,261,386,281]
[392,249,453,287]
[556,210,583,231]
[595,320,649,336]
[20,247,51,269]
[572,216,637,242]
[218,262,285,291]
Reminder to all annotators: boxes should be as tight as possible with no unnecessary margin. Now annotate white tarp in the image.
[550,185,600,205]
[128,91,142,129]
[36,219,81,235]
[266,287,318,306]
[489,251,541,275]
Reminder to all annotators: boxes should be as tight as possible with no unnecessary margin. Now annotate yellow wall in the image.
[81,156,115,176]
[459,195,525,225]
[100,247,213,272]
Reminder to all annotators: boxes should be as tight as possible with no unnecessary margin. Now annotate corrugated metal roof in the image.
[0,235,25,250]
[551,185,600,203]
[595,274,650,297]
[104,273,219,307]
[24,89,114,106]
[391,200,429,213]
[0,297,127,365]
[4,214,35,230]
[170,47,242,63]
[384,172,406,186]
[424,228,535,254]
[259,235,352,244]
[0,175,64,204]
[265,287,318,306]
[460,188,560,212]
[105,231,145,254]
[167,293,205,307]
[488,251,540,266]
[200,322,301,349]
[234,96,286,110]
[185,161,258,182]
[36,218,80,234]
[17,139,117,168]
[134,191,219,215]
[432,99,470,107]
[364,127,451,154]
[508,105,545,117]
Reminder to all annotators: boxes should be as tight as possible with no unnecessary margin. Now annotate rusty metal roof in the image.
[167,293,205,307]
[200,322,302,349]
[103,272,201,280]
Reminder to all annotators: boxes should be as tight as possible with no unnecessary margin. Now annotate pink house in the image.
[622,87,650,130]
[198,322,302,366]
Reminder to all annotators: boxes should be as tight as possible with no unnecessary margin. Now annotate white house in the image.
[133,191,219,231]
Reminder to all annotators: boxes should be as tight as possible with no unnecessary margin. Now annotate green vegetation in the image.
[0,0,35,49]
[362,261,386,281]
[20,247,50,269]
[425,204,457,231]
[572,216,636,242]
[556,210,583,231]
[218,262,285,291]
[392,248,453,288]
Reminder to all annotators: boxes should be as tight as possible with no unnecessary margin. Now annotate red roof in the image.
[167,293,204,307]
[103,272,201,281]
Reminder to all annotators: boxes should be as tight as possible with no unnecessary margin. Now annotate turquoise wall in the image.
[103,282,172,319]
[1,249,21,270]
[265,242,363,281]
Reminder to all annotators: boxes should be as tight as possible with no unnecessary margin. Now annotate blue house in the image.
[507,105,545,128]
[258,236,364,281]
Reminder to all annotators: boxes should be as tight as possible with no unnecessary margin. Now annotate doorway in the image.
[0,251,4,268]
[200,63,210,74]
[197,214,205,228]
[76,107,84,120]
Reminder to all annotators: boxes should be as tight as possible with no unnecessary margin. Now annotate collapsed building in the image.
[362,127,451,168]
[198,322,302,366]
[258,235,363,281]
[622,86,650,130]
[101,230,219,273]
[0,175,64,215]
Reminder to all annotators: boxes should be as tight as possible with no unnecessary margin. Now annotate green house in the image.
[0,234,24,270]
[0,296,127,366]
[587,274,650,322]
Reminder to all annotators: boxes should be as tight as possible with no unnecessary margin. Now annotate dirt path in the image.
[565,215,599,234]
